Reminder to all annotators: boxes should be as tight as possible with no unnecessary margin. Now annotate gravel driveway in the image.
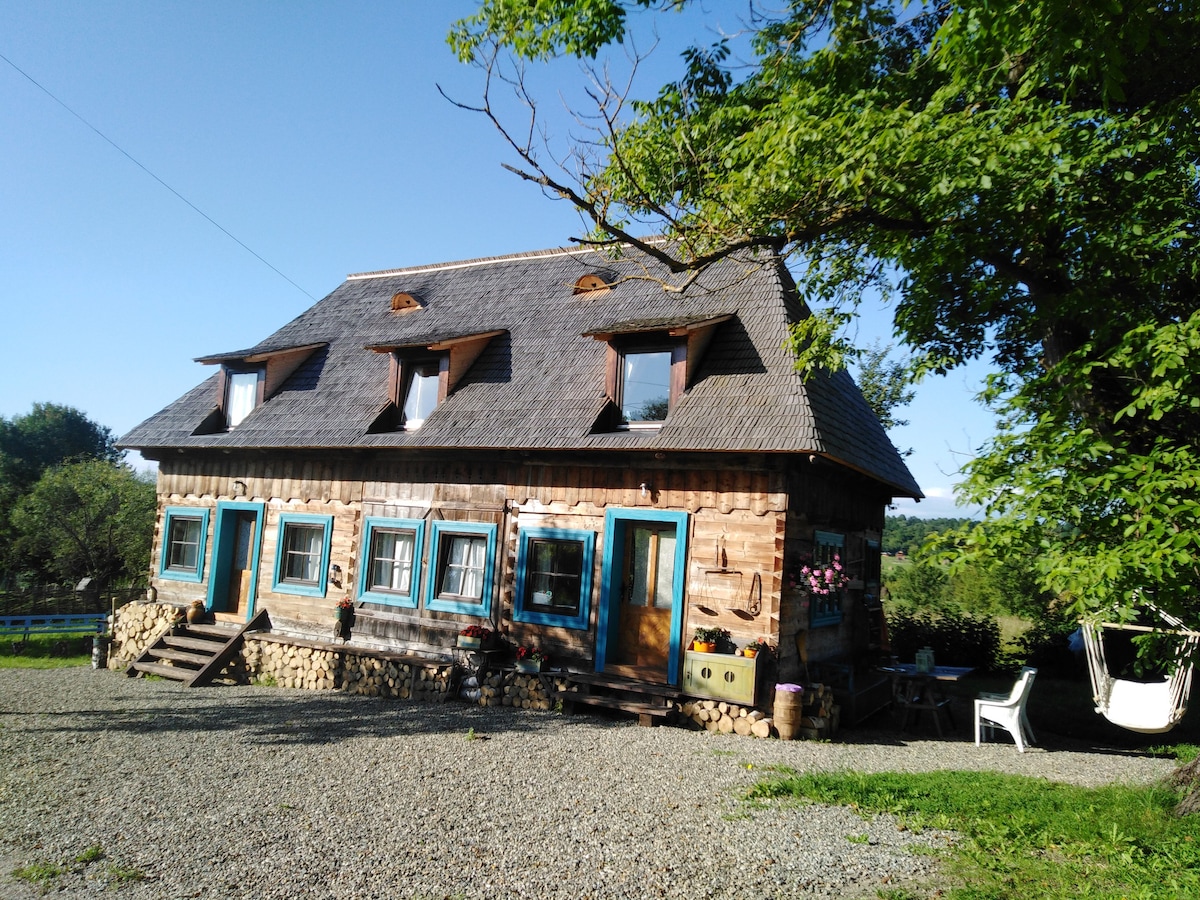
[0,668,1177,899]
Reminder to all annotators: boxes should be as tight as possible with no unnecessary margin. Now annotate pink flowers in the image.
[799,554,850,596]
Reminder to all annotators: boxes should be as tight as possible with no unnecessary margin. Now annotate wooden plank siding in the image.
[151,450,885,678]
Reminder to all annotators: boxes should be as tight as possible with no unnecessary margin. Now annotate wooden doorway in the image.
[225,512,257,616]
[598,509,688,685]
[207,502,264,621]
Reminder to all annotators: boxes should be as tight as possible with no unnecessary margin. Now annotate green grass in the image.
[0,634,94,669]
[12,860,65,892]
[748,767,1200,898]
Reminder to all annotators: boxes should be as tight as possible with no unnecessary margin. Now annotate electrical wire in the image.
[0,50,317,301]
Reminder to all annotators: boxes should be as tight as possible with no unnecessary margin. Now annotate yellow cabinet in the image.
[683,650,758,705]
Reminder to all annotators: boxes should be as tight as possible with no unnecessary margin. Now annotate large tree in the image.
[0,404,123,585]
[450,1,1200,631]
[10,460,154,591]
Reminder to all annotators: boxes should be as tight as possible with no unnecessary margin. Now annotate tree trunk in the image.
[1169,755,1200,816]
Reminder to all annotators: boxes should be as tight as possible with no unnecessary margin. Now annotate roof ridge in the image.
[347,244,604,281]
[346,237,674,281]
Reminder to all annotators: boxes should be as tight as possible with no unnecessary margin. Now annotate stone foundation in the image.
[108,603,828,739]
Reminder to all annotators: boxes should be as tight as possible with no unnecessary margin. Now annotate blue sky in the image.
[1,1,994,519]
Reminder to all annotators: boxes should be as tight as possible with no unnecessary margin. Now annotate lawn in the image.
[748,767,1200,899]
[0,634,95,669]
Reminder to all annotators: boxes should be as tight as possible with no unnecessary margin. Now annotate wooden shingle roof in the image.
[120,244,921,497]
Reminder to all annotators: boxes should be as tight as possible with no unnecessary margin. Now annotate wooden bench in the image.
[0,613,107,641]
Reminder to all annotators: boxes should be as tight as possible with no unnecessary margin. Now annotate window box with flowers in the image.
[457,624,494,650]
[515,645,547,673]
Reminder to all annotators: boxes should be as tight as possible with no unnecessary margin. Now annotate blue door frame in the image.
[596,508,689,685]
[206,501,265,620]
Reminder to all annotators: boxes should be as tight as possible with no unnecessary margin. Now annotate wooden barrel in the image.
[774,685,805,740]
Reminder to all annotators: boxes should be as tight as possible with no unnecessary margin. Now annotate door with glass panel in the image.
[226,512,258,615]
[599,510,688,684]
[207,502,264,620]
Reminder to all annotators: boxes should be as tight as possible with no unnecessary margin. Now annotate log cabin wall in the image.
[776,460,888,681]
[151,449,886,676]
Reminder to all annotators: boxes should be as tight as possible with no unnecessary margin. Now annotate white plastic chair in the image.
[974,667,1038,752]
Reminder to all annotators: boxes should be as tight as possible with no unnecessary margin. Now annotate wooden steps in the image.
[556,672,681,727]
[127,609,269,687]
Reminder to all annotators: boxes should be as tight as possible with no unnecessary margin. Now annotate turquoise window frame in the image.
[357,517,425,608]
[425,520,496,617]
[513,527,595,630]
[159,506,210,583]
[271,513,334,599]
[809,530,845,627]
[597,508,689,685]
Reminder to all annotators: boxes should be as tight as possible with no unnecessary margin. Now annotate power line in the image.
[0,50,317,301]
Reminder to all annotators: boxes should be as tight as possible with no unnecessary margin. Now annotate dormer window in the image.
[585,314,734,432]
[193,342,326,436]
[226,370,261,428]
[619,348,672,427]
[401,359,442,430]
[366,330,506,434]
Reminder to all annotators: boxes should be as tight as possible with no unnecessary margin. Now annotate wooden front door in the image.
[598,509,688,685]
[207,502,264,621]
[613,523,676,674]
[226,512,257,616]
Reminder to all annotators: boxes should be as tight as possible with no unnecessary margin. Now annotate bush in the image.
[1013,605,1087,678]
[887,608,1001,672]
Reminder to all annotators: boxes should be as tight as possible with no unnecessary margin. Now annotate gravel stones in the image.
[0,669,1177,899]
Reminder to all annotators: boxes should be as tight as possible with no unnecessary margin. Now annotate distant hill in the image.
[883,515,977,556]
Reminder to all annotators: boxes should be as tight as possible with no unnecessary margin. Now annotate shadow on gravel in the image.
[0,671,635,746]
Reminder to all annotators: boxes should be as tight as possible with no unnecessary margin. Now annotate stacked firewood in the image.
[470,670,576,710]
[338,652,453,700]
[678,700,774,737]
[795,682,839,739]
[243,639,339,691]
[678,682,841,740]
[105,601,180,670]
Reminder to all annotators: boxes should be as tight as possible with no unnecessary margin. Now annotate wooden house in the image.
[120,244,920,706]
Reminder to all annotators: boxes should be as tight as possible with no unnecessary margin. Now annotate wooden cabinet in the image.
[683,650,758,705]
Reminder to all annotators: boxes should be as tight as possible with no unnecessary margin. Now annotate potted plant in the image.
[515,645,547,673]
[692,626,728,653]
[742,639,774,659]
[334,597,355,622]
[457,624,493,650]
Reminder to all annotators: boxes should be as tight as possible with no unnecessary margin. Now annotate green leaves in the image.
[455,0,1200,643]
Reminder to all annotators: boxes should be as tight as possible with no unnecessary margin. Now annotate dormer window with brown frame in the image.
[193,342,327,435]
[366,329,506,433]
[585,314,734,432]
[398,356,444,431]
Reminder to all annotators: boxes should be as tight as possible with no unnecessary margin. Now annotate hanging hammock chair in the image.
[1082,606,1200,734]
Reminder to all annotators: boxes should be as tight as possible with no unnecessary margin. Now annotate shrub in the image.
[888,608,1001,671]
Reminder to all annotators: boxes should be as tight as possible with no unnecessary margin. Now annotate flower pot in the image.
[516,659,541,674]
[335,606,353,623]
[457,635,482,650]
[743,648,758,659]
[693,641,716,653]
[186,603,205,624]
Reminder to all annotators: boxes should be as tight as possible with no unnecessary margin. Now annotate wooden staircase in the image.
[556,672,682,727]
[127,608,269,687]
